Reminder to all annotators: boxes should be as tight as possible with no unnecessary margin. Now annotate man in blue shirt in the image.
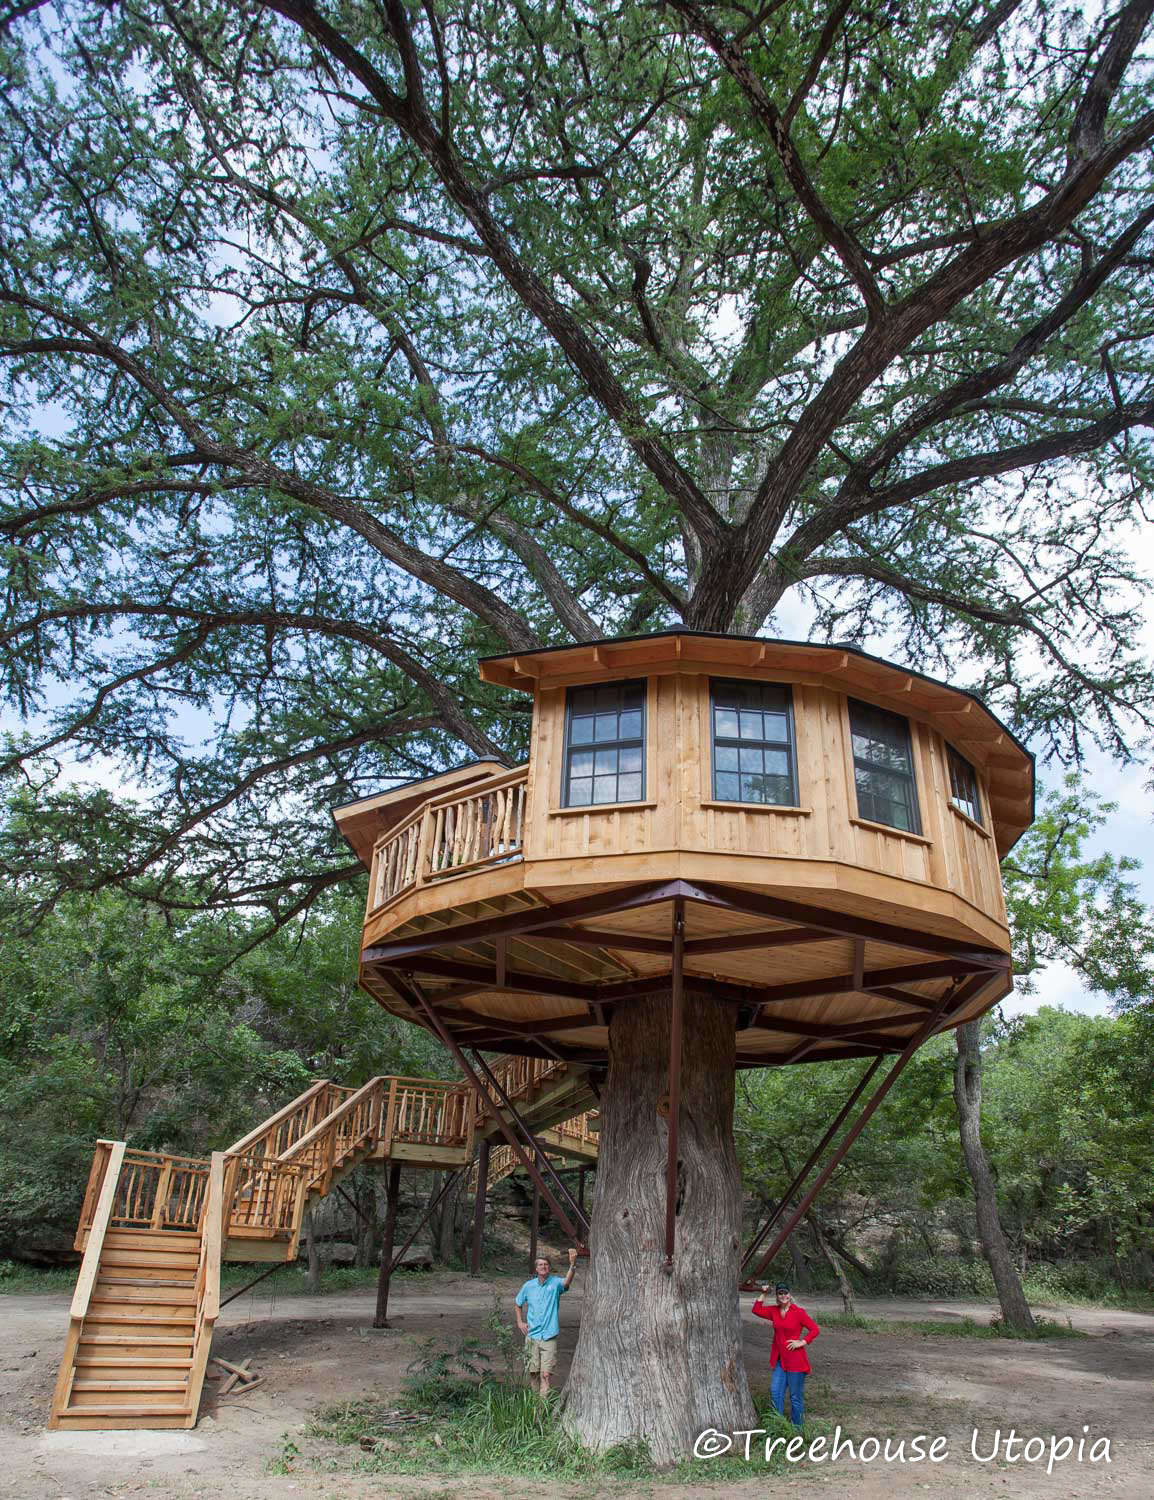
[514,1248,579,1396]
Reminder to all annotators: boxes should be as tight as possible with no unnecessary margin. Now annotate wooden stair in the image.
[52,1057,597,1431]
[50,1158,222,1431]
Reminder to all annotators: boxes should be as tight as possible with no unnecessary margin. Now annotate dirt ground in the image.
[3,1273,1152,1500]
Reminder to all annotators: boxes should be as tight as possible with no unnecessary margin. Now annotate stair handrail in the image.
[68,1138,127,1322]
[185,1151,225,1425]
[224,1078,334,1157]
[279,1076,384,1180]
[50,1139,128,1425]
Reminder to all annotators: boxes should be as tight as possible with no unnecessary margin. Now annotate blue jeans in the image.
[771,1364,806,1428]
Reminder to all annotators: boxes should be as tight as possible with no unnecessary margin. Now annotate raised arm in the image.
[751,1284,774,1321]
[561,1246,579,1291]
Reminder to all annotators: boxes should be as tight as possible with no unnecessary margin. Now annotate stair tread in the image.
[75,1357,194,1369]
[83,1314,197,1325]
[72,1380,190,1392]
[98,1276,198,1288]
[61,1404,193,1417]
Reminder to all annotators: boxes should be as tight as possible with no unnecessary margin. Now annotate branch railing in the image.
[384,1075,476,1151]
[428,766,528,878]
[369,765,529,911]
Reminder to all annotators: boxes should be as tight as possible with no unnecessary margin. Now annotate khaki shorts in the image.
[524,1336,558,1376]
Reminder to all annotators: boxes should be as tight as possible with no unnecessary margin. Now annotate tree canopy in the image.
[1,0,1152,928]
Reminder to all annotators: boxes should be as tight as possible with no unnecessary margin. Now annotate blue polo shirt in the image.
[515,1273,566,1340]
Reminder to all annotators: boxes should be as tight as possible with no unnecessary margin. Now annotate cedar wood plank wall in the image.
[527,670,1007,931]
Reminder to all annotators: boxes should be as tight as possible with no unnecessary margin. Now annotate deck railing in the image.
[384,1075,475,1151]
[552,1111,599,1148]
[369,765,529,912]
[428,766,528,878]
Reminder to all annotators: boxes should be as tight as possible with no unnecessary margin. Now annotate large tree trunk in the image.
[565,989,754,1465]
[954,1021,1035,1331]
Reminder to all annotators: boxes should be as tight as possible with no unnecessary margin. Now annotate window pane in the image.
[564,678,646,806]
[855,765,917,832]
[709,678,797,806]
[849,701,913,773]
[849,700,920,832]
[744,772,792,804]
[948,749,983,825]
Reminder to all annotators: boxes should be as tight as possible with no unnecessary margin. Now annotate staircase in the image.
[51,1057,597,1430]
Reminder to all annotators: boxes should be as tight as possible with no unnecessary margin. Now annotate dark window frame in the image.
[709,678,800,807]
[562,679,647,808]
[947,745,985,827]
[847,698,923,836]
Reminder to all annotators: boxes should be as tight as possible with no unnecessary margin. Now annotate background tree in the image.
[2,0,1154,1459]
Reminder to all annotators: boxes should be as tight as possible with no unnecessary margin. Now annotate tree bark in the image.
[953,1021,1035,1331]
[565,989,754,1465]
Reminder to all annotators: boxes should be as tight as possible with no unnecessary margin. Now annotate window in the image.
[563,680,646,806]
[947,746,984,826]
[710,679,798,805]
[848,699,922,834]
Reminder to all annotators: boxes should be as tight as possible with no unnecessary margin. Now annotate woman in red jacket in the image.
[752,1281,821,1428]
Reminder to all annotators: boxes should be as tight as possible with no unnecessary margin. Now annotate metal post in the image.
[529,1181,540,1269]
[741,1055,884,1273]
[373,1161,402,1328]
[663,897,685,1273]
[401,980,585,1243]
[746,984,972,1284]
[577,1166,587,1215]
[470,1139,490,1276]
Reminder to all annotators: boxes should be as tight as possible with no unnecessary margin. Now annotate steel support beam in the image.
[744,977,985,1284]
[664,897,685,1273]
[373,1161,402,1328]
[395,977,586,1244]
[470,1139,490,1277]
[741,1056,884,1273]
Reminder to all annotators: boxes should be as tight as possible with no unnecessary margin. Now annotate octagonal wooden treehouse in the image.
[335,632,1034,1070]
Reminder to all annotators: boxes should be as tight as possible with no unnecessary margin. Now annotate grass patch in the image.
[305,1331,852,1485]
[820,1311,1085,1339]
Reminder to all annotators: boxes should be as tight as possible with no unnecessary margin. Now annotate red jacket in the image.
[751,1297,821,1372]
